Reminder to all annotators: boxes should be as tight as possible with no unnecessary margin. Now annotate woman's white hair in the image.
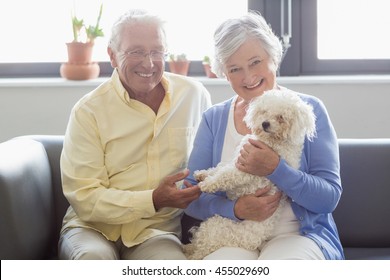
[108,9,167,52]
[212,11,283,77]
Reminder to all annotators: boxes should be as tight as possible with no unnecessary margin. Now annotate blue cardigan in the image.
[184,92,345,260]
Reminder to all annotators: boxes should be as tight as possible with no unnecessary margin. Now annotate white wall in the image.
[1,75,390,143]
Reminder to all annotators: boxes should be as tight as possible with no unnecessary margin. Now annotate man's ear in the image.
[107,47,118,68]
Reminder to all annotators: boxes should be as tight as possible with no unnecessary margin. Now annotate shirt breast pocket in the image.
[168,127,195,169]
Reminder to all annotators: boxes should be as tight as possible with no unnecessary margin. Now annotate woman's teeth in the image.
[246,80,261,89]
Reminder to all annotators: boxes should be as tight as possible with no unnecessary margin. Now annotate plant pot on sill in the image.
[60,42,100,80]
[203,63,217,78]
[168,61,190,76]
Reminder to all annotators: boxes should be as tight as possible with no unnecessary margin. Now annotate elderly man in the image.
[58,9,211,260]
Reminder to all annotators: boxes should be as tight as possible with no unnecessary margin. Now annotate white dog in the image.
[183,89,316,260]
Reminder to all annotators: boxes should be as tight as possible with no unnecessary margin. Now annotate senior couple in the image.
[58,9,344,260]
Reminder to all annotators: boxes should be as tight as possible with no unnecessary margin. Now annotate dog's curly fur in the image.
[183,89,316,260]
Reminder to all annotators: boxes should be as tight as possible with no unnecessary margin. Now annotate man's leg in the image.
[121,234,186,260]
[58,227,119,260]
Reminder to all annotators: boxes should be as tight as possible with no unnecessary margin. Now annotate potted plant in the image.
[60,4,104,80]
[168,53,190,76]
[202,55,217,78]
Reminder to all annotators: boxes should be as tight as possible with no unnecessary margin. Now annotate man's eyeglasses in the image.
[123,50,168,61]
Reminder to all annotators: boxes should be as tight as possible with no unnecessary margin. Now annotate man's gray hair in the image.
[108,9,167,52]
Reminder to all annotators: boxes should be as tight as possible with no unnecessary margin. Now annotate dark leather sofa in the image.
[1,135,389,260]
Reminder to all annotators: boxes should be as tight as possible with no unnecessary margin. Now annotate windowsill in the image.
[1,74,390,88]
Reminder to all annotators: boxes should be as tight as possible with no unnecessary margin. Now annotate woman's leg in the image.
[258,234,325,260]
[203,247,259,260]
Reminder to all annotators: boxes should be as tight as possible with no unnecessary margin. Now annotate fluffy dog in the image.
[183,89,316,260]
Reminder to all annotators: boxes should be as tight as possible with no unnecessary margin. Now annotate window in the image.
[0,0,247,77]
[317,0,390,60]
[2,0,387,77]
[298,0,390,75]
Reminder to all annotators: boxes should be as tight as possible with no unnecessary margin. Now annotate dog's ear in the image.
[244,97,263,132]
[299,101,317,141]
[287,100,316,145]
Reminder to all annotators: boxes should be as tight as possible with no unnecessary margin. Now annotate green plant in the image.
[202,55,211,64]
[71,4,104,43]
[202,55,217,78]
[169,53,188,62]
[71,17,84,42]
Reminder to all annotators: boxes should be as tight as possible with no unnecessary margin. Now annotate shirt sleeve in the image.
[61,105,156,224]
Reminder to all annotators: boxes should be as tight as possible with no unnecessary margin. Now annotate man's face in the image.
[109,22,166,95]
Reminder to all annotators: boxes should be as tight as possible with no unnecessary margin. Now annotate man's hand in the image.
[152,169,201,211]
[234,186,282,221]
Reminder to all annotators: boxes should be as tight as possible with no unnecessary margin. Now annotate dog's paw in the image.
[194,169,208,182]
[198,180,219,193]
[198,181,207,191]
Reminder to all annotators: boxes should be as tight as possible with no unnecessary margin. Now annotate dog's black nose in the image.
[262,121,270,131]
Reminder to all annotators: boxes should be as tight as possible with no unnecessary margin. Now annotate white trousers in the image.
[204,202,325,260]
[58,227,186,260]
[203,234,325,260]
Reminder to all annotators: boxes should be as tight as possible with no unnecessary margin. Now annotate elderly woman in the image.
[183,12,344,260]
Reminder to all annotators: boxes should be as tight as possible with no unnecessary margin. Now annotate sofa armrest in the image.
[0,139,54,259]
[16,134,68,252]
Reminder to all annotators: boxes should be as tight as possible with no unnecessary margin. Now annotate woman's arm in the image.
[184,106,239,221]
[268,97,342,213]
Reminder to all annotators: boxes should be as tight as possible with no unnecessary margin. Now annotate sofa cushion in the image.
[0,139,54,259]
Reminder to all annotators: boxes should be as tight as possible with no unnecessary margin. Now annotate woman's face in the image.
[224,38,277,102]
[108,22,166,96]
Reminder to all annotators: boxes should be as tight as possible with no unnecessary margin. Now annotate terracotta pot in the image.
[60,41,100,80]
[203,63,217,78]
[66,42,94,64]
[60,62,100,80]
[168,61,190,76]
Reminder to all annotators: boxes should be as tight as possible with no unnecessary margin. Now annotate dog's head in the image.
[244,89,316,145]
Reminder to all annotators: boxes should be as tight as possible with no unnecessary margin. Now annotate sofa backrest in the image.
[334,138,390,248]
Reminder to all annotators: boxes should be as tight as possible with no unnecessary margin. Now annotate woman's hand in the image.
[236,138,280,176]
[234,186,282,221]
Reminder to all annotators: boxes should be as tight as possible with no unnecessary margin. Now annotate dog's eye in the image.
[277,115,284,123]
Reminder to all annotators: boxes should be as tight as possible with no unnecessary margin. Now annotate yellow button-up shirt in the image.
[60,70,211,247]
